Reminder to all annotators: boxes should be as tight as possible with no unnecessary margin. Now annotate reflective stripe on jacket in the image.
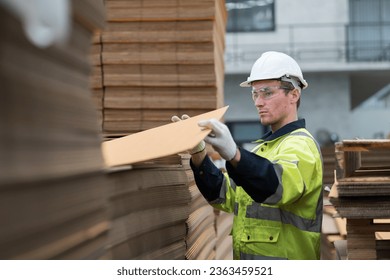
[211,125,323,260]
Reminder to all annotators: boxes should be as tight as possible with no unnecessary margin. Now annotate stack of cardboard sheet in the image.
[316,146,345,259]
[106,155,191,259]
[93,0,227,137]
[182,154,217,260]
[101,106,228,259]
[321,146,337,187]
[321,189,347,260]
[90,31,104,129]
[214,210,233,259]
[329,139,390,259]
[89,0,228,259]
[0,0,109,259]
[206,151,234,260]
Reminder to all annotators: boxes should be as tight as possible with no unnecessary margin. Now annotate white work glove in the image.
[171,114,206,155]
[198,119,237,161]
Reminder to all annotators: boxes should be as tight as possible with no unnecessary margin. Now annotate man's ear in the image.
[290,88,301,104]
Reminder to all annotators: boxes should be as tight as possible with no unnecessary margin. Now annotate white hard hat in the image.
[240,51,308,89]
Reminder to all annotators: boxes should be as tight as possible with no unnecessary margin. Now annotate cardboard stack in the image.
[214,210,233,259]
[0,0,109,259]
[106,155,191,259]
[183,152,233,260]
[94,0,227,137]
[91,0,229,260]
[182,154,217,260]
[89,31,104,129]
[329,139,390,259]
[321,146,337,187]
[101,106,229,260]
[322,189,347,260]
[318,146,343,259]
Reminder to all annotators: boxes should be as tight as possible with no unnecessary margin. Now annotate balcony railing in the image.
[225,22,390,69]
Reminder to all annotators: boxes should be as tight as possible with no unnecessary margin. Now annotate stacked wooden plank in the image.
[106,155,191,259]
[0,0,109,259]
[329,139,390,259]
[91,0,227,137]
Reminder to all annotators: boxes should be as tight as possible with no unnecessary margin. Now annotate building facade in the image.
[223,0,390,148]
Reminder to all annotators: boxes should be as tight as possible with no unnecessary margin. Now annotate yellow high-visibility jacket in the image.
[191,119,323,260]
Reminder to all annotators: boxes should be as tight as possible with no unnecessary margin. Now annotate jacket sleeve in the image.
[225,147,279,203]
[190,156,237,213]
[227,135,322,207]
[190,147,280,206]
[190,155,224,202]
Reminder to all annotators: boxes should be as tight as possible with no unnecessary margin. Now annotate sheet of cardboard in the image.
[102,106,229,167]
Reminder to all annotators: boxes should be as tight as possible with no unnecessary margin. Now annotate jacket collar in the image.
[259,119,306,142]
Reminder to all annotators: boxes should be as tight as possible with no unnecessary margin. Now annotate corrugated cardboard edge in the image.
[102,106,229,167]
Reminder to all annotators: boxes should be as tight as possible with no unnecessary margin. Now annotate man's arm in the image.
[226,147,279,203]
[190,152,225,202]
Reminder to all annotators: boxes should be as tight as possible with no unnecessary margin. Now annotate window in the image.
[347,0,390,61]
[226,0,275,32]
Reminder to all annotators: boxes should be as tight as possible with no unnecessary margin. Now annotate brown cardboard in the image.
[102,106,229,167]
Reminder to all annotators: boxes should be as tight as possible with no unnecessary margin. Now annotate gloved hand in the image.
[198,119,237,161]
[171,114,206,155]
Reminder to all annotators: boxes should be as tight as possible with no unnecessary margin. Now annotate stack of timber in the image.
[94,0,227,137]
[106,154,191,259]
[0,0,109,259]
[329,139,390,259]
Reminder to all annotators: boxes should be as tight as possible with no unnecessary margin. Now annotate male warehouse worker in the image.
[173,51,323,260]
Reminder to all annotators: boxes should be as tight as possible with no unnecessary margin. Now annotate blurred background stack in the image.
[89,31,104,129]
[329,140,390,259]
[0,0,109,259]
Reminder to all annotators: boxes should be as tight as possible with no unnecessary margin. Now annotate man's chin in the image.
[259,118,269,126]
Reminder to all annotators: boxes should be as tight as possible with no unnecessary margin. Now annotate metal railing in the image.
[225,22,390,66]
